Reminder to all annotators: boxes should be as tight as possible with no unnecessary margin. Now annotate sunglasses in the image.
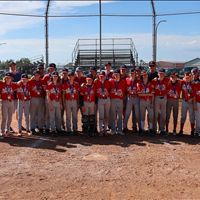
[149,65,155,67]
[185,73,191,77]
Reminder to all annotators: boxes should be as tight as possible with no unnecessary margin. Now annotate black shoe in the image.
[108,126,112,131]
[132,127,137,132]
[178,130,183,137]
[10,127,15,133]
[138,129,145,136]
[65,131,71,136]
[123,128,129,135]
[21,126,26,131]
[39,129,43,134]
[94,128,99,135]
[52,131,57,137]
[191,131,195,138]
[160,131,169,136]
[73,131,79,136]
[45,129,50,134]
[90,131,95,138]
[149,129,155,136]
[31,129,37,135]
[195,133,199,139]
[61,125,65,131]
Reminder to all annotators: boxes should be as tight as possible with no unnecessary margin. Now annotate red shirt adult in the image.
[126,78,140,97]
[137,81,155,101]
[62,81,79,101]
[94,79,110,98]
[167,81,182,100]
[193,82,200,102]
[80,83,96,102]
[109,78,126,100]
[28,79,44,98]
[181,80,195,100]
[74,75,86,87]
[46,81,62,102]
[1,82,16,101]
[151,77,169,96]
[16,83,31,101]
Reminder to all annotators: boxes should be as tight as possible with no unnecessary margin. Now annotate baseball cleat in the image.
[173,129,177,136]
[178,130,183,137]
[17,131,22,137]
[103,130,109,137]
[52,131,57,137]
[0,133,4,139]
[195,133,199,139]
[26,130,32,136]
[10,127,15,133]
[160,131,169,136]
[190,131,194,138]
[117,130,124,136]
[99,131,104,137]
[110,130,116,136]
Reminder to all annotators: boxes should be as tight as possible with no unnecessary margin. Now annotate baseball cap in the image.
[62,68,68,73]
[76,67,83,72]
[52,71,58,76]
[21,73,28,79]
[184,71,191,78]
[105,62,111,66]
[191,68,198,73]
[68,71,75,76]
[120,64,127,69]
[99,71,106,76]
[114,69,120,74]
[171,72,179,77]
[158,68,165,73]
[48,63,56,68]
[37,63,44,69]
[129,68,136,73]
[141,70,148,75]
[89,66,96,71]
[33,70,40,75]
[9,62,16,67]
[86,73,93,79]
[5,72,12,78]
[149,61,156,66]
[135,66,142,70]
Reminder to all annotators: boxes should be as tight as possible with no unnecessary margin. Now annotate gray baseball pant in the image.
[124,96,140,129]
[45,97,50,129]
[30,97,44,129]
[82,101,95,115]
[65,99,78,132]
[195,102,200,133]
[1,101,14,134]
[98,97,111,131]
[132,107,137,128]
[13,99,18,114]
[140,100,154,123]
[181,100,194,124]
[49,100,62,132]
[153,96,167,132]
[166,99,179,125]
[110,99,123,131]
[18,100,30,131]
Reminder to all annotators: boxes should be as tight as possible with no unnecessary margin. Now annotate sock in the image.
[166,124,168,130]
[141,121,145,130]
[191,123,195,132]
[99,120,103,132]
[174,124,177,131]
[149,122,153,129]
[180,123,184,131]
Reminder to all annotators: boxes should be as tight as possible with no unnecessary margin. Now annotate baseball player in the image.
[178,72,195,137]
[193,81,200,138]
[59,68,69,130]
[29,70,44,135]
[94,71,111,137]
[9,62,21,133]
[46,71,63,137]
[74,67,86,88]
[166,72,182,135]
[0,72,16,139]
[151,68,169,136]
[192,68,200,83]
[80,73,97,137]
[137,70,155,136]
[109,69,126,135]
[16,74,31,136]
[42,63,56,133]
[123,68,141,134]
[62,71,79,136]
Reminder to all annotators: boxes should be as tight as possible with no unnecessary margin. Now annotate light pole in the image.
[155,20,166,64]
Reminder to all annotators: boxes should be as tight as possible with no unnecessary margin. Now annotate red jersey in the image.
[74,76,86,87]
[167,81,182,100]
[105,71,114,81]
[151,77,169,96]
[62,81,79,101]
[42,74,51,87]
[80,83,96,102]
[121,74,129,81]
[1,82,16,101]
[16,83,31,101]
[28,79,44,98]
[46,82,62,101]
[126,78,140,97]
[181,80,195,100]
[94,79,110,98]
[109,78,126,100]
[193,82,200,102]
[137,81,155,101]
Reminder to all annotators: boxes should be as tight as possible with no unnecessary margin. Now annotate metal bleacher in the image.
[72,38,138,71]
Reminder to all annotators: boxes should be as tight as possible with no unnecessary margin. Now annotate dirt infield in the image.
[1,101,200,199]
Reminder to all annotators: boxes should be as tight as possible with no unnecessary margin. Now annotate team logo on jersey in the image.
[96,88,108,96]
[111,89,123,97]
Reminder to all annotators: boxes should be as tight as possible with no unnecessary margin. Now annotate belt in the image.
[158,96,164,99]
[197,102,200,103]
[184,99,188,102]
[100,97,108,99]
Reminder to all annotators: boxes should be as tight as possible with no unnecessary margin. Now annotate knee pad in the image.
[89,115,95,123]
[82,115,88,124]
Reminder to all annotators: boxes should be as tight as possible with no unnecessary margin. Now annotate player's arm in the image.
[151,93,154,108]
[194,96,197,111]
[62,88,66,110]
[47,90,54,111]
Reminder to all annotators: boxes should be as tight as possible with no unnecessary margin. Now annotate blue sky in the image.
[0,1,200,66]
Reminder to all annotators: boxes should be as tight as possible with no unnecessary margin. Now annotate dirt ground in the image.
[1,101,200,200]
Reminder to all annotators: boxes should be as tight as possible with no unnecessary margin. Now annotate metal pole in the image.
[45,0,50,70]
[151,0,156,62]
[99,0,102,71]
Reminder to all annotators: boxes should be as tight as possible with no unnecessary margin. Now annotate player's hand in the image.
[151,104,154,109]
[94,104,97,111]
[64,104,67,110]
[188,98,193,104]
[194,104,198,111]
[82,106,86,112]
[60,104,63,110]
[50,105,54,111]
